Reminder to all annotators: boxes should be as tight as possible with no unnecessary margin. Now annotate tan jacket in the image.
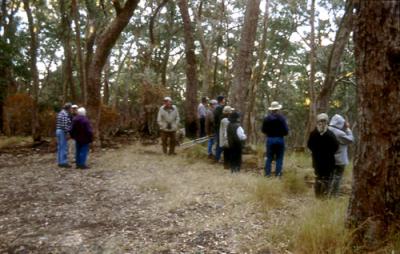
[157,105,180,132]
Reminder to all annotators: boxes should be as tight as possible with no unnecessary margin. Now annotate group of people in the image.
[307,113,354,198]
[56,103,93,169]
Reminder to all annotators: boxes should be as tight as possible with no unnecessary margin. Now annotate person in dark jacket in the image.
[213,95,225,162]
[261,101,289,177]
[70,107,93,169]
[205,99,218,159]
[227,112,247,173]
[307,113,339,198]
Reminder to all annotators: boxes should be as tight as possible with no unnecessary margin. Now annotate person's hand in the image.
[344,121,350,129]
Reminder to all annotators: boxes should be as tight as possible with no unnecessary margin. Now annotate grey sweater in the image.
[328,114,354,166]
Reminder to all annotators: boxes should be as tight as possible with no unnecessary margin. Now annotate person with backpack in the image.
[227,111,247,173]
[307,113,339,198]
[261,101,289,177]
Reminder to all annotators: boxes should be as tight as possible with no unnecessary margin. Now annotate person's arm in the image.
[282,116,289,136]
[157,107,163,127]
[337,128,354,144]
[237,126,247,141]
[175,106,180,126]
[261,117,268,135]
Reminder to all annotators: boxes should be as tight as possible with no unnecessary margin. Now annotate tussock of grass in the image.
[249,178,285,211]
[0,136,31,149]
[282,169,308,195]
[290,198,351,254]
[181,144,208,162]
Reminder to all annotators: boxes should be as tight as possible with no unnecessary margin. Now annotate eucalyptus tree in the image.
[347,1,400,249]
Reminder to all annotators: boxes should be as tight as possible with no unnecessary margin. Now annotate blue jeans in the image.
[75,142,90,167]
[215,130,223,161]
[207,135,215,155]
[56,129,68,165]
[265,137,285,177]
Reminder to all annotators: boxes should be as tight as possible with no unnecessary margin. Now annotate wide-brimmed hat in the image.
[71,104,78,109]
[209,99,218,105]
[268,101,282,110]
[223,105,234,114]
[163,96,172,102]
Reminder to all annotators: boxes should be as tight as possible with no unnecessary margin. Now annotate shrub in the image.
[282,169,309,195]
[99,105,120,138]
[3,93,34,136]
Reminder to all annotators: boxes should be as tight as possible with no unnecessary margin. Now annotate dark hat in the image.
[217,95,225,103]
[229,111,240,122]
[63,102,72,110]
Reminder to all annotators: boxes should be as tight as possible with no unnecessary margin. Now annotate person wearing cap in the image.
[197,97,208,137]
[56,102,73,168]
[157,97,180,155]
[328,114,354,197]
[70,107,93,169]
[205,99,218,159]
[307,113,339,198]
[214,95,226,162]
[261,101,289,177]
[227,111,247,173]
[219,105,234,169]
[71,104,79,118]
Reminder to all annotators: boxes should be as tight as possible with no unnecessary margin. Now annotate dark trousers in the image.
[199,117,206,137]
[315,175,331,198]
[75,142,89,167]
[223,147,231,169]
[160,130,176,154]
[329,165,345,197]
[229,146,242,173]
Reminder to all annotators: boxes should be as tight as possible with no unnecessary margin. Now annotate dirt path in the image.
[0,143,300,253]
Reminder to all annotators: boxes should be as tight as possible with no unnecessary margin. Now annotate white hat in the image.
[71,104,78,108]
[77,107,86,116]
[317,113,329,122]
[164,96,172,101]
[223,105,234,114]
[268,101,282,110]
[209,99,218,105]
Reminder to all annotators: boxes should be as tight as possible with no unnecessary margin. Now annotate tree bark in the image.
[246,0,269,143]
[347,0,400,249]
[229,0,261,117]
[86,0,140,145]
[23,0,40,142]
[316,0,354,114]
[177,0,199,138]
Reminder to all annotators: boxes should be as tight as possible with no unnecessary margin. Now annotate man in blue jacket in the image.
[261,101,289,177]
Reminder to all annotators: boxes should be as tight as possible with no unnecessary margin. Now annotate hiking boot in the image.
[76,165,90,170]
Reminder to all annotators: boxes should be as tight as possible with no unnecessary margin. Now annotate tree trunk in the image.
[103,58,111,105]
[177,0,199,138]
[315,0,354,113]
[60,0,75,103]
[23,0,40,142]
[305,0,317,144]
[347,1,400,249]
[229,0,261,117]
[72,0,86,104]
[86,0,140,145]
[246,0,269,143]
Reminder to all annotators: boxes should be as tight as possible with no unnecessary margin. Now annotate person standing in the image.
[205,99,218,159]
[307,113,339,198]
[261,101,289,177]
[328,114,354,197]
[213,95,225,162]
[70,107,93,169]
[219,106,234,169]
[157,97,180,155]
[227,112,247,173]
[56,103,72,168]
[197,97,208,137]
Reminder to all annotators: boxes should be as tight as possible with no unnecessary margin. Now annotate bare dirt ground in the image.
[0,143,308,254]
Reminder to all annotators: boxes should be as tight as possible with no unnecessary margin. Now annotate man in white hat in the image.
[157,97,180,155]
[261,101,289,177]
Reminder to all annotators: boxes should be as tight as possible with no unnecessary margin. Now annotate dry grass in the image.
[0,136,31,149]
[249,177,286,212]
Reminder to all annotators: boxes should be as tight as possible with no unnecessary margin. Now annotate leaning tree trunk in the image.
[347,1,400,250]
[178,0,199,138]
[229,0,261,118]
[86,0,140,146]
[23,0,40,142]
[315,0,353,114]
